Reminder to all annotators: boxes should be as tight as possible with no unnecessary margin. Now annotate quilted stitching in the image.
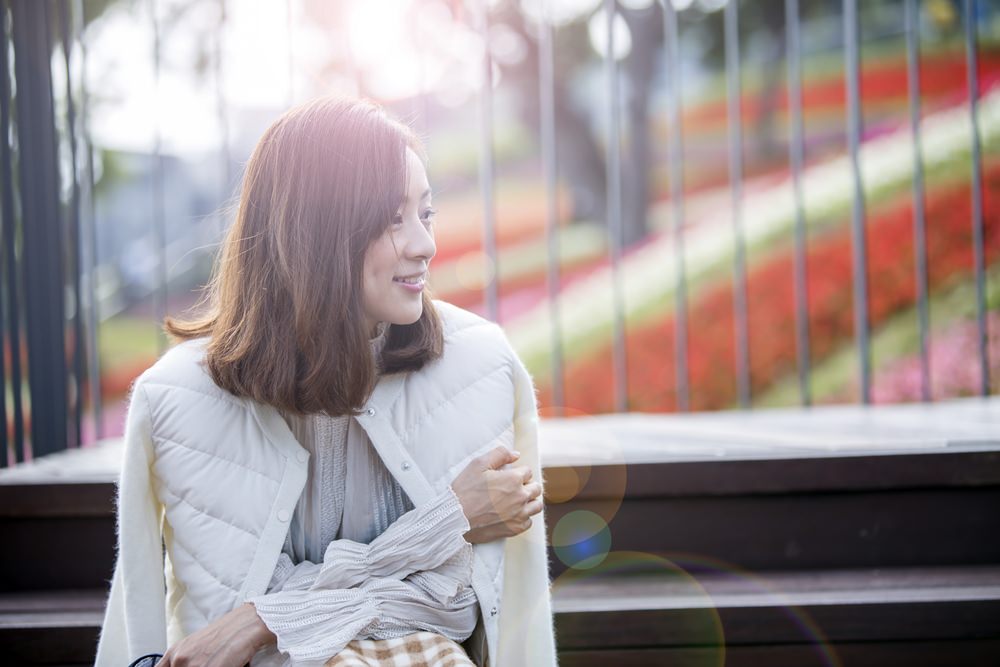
[143,381,247,413]
[158,479,261,540]
[151,434,282,484]
[168,527,243,594]
[401,363,510,443]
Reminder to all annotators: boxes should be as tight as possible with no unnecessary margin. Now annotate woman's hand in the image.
[451,445,544,544]
[159,602,275,667]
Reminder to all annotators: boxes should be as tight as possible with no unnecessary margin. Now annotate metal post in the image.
[604,0,628,412]
[786,0,811,407]
[905,0,931,401]
[216,0,232,197]
[844,0,871,404]
[11,0,69,458]
[151,0,167,353]
[663,0,689,412]
[725,0,750,408]
[0,0,22,464]
[76,0,102,440]
[474,0,499,323]
[538,1,565,414]
[286,0,294,107]
[58,0,84,449]
[964,0,989,396]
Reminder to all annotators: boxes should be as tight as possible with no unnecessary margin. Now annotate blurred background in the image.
[2,0,999,461]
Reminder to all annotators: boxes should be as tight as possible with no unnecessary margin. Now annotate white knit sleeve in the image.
[249,485,479,664]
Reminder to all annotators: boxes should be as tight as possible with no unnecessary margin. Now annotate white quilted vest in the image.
[95,301,557,667]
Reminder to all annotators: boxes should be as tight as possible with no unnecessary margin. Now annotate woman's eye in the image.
[420,208,437,223]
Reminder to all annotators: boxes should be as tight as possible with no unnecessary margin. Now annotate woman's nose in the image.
[405,217,436,262]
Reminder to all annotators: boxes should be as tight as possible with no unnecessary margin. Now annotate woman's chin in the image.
[387,306,423,327]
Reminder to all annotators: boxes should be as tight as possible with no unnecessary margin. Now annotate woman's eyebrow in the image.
[420,188,432,201]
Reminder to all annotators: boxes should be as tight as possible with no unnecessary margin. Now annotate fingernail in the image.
[512,450,521,458]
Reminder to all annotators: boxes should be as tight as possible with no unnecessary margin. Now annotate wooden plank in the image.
[4,625,102,665]
[552,566,1000,612]
[547,488,1000,574]
[0,589,107,614]
[544,450,1000,501]
[539,397,1000,467]
[3,575,998,664]
[0,482,114,517]
[552,567,1000,649]
[3,398,997,485]
[0,439,123,484]
[555,599,1000,648]
[0,518,115,592]
[557,639,1000,667]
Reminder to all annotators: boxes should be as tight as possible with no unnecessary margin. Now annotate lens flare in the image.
[552,510,611,569]
[551,551,726,667]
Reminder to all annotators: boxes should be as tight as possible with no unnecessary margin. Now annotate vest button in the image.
[366,407,376,417]
[296,451,308,464]
[490,606,498,617]
[277,509,291,522]
[401,461,411,471]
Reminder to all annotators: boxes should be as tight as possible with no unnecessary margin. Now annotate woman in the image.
[95,97,557,667]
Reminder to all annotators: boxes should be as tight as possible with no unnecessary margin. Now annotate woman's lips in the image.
[393,273,426,292]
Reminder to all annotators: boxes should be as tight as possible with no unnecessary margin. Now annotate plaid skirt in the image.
[324,632,476,667]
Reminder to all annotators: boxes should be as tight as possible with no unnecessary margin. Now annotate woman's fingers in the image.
[525,497,544,517]
[480,445,520,471]
[509,465,532,484]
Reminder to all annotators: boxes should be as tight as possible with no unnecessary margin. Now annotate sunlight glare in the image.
[347,0,422,100]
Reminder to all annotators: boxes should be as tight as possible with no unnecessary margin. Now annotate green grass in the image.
[98,315,162,372]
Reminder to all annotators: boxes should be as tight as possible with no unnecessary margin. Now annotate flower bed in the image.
[868,311,1000,403]
[543,163,1000,414]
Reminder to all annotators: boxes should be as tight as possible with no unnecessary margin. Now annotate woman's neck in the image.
[369,321,388,341]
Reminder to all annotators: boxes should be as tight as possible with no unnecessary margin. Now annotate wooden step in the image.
[4,566,999,665]
[2,399,997,590]
[0,589,105,665]
[0,482,116,592]
[553,564,1000,666]
[539,399,1000,575]
[543,439,1000,575]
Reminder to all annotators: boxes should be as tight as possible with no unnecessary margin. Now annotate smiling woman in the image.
[94,97,557,667]
[361,149,437,337]
[163,97,443,417]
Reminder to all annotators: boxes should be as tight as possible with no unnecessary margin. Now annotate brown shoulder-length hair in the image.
[166,96,443,417]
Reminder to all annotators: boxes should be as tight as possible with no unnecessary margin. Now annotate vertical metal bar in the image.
[725,0,750,408]
[604,0,627,412]
[844,0,871,404]
[905,0,931,402]
[0,0,24,461]
[12,0,69,458]
[59,0,83,449]
[475,1,499,323]
[151,0,167,354]
[964,0,989,396]
[538,1,564,414]
[663,0,689,412]
[216,0,232,196]
[414,9,429,140]
[286,0,294,107]
[0,0,20,464]
[786,0,811,407]
[76,0,102,441]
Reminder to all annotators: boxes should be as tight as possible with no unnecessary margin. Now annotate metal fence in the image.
[1,0,994,465]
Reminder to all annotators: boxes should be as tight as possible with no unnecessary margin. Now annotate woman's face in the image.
[361,147,437,337]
